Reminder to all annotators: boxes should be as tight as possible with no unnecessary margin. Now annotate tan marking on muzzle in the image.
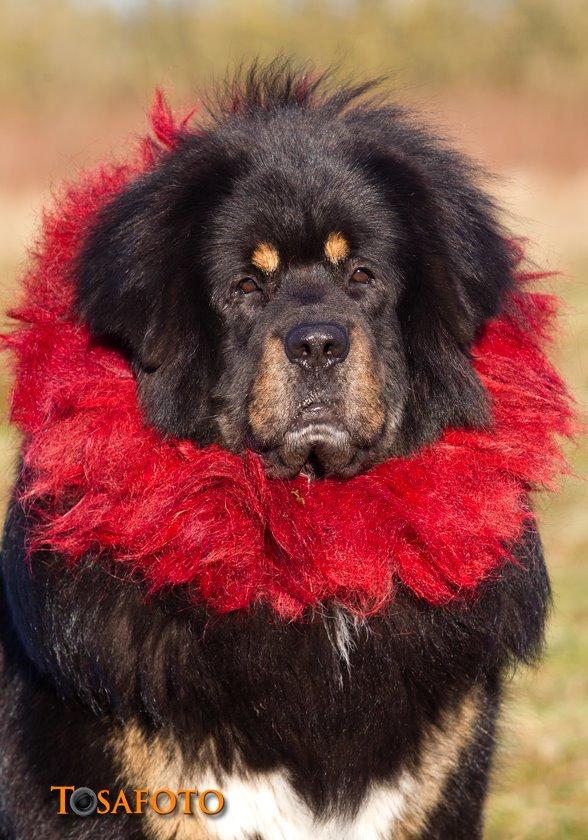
[249,336,292,442]
[395,686,483,838]
[343,328,386,441]
[251,242,279,274]
[324,232,350,265]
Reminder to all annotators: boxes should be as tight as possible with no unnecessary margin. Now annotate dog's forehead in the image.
[248,233,350,275]
[222,160,386,265]
[205,121,400,270]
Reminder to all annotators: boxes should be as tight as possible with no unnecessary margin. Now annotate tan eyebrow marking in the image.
[324,232,351,265]
[251,243,280,274]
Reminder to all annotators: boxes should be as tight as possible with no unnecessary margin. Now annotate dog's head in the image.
[76,65,513,478]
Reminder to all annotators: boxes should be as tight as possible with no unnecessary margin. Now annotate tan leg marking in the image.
[394,687,483,839]
[113,723,216,840]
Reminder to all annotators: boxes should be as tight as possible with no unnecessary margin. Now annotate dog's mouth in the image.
[262,402,357,479]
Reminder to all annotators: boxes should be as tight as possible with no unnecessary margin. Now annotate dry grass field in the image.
[0,2,586,836]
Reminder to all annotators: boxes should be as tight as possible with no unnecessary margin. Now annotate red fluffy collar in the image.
[4,96,573,618]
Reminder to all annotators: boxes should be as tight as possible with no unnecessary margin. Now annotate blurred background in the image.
[0,1,586,835]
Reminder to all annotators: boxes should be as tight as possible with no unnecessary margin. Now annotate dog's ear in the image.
[76,142,233,441]
[357,135,513,450]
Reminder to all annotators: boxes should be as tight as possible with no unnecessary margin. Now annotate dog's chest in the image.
[116,731,413,840]
[113,684,481,840]
[192,771,411,840]
[106,604,486,838]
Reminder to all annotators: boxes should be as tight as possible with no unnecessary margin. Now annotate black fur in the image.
[1,496,548,837]
[76,63,513,473]
[1,63,548,837]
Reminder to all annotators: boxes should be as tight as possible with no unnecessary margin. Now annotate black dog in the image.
[0,64,549,838]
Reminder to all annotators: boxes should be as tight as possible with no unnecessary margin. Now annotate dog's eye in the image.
[238,277,260,294]
[350,267,374,284]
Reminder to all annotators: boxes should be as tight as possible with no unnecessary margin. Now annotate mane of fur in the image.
[3,82,574,618]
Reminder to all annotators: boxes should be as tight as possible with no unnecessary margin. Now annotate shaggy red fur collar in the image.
[4,96,574,618]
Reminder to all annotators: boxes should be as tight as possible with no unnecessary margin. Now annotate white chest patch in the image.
[115,683,480,839]
[195,767,414,840]
[115,721,416,840]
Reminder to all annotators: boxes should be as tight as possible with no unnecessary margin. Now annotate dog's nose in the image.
[284,322,349,369]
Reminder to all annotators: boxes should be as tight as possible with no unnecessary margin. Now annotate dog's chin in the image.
[259,404,373,480]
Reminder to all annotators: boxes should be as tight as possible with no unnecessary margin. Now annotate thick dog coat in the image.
[0,64,572,838]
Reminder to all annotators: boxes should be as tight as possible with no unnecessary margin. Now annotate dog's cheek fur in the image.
[75,140,242,443]
[247,336,297,446]
[347,132,514,452]
[337,326,387,443]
